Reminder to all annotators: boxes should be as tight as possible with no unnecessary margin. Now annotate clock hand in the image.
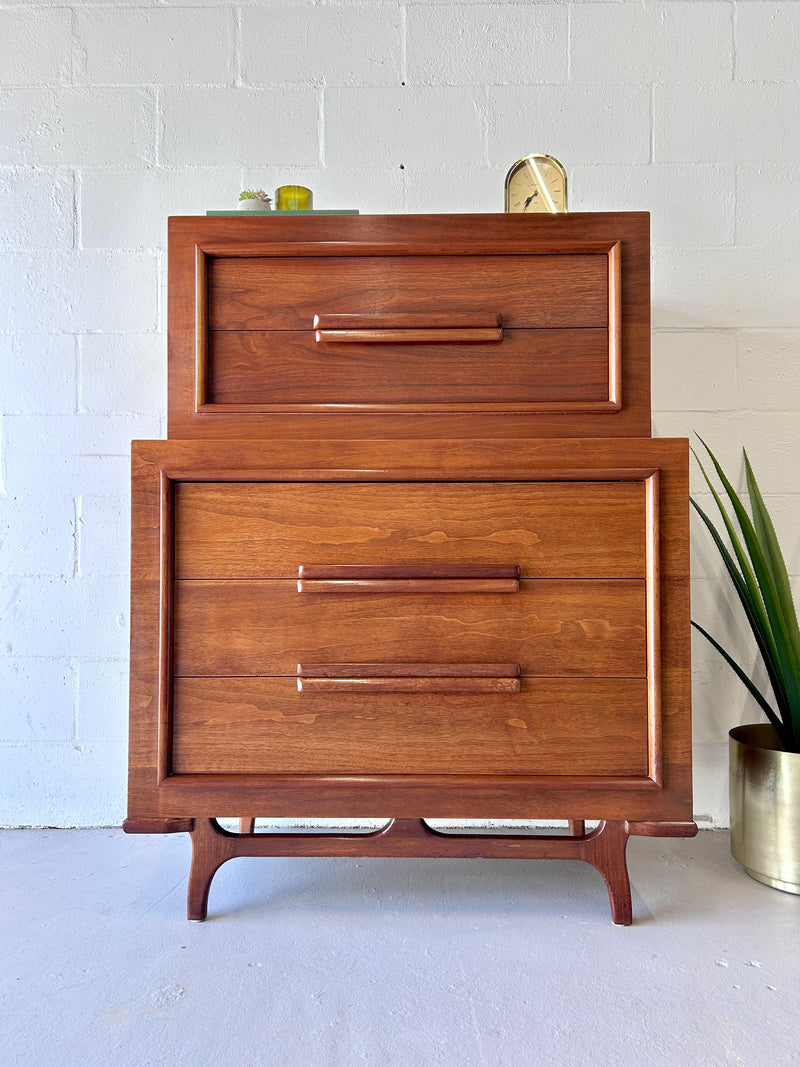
[523,191,538,210]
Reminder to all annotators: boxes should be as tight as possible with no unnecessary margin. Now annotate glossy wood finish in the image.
[186,817,638,924]
[298,564,522,581]
[296,662,522,677]
[295,577,521,594]
[173,481,647,580]
[172,578,647,677]
[167,213,650,436]
[208,329,609,406]
[315,328,504,344]
[128,435,690,826]
[128,212,693,923]
[171,676,650,776]
[207,253,608,330]
[294,675,522,694]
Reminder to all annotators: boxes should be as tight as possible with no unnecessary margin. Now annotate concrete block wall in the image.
[1,0,798,827]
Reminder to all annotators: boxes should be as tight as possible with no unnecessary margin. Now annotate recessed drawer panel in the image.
[172,579,647,678]
[207,255,609,332]
[171,676,650,777]
[173,482,647,580]
[206,328,611,407]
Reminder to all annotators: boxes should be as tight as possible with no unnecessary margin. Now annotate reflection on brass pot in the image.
[730,724,800,894]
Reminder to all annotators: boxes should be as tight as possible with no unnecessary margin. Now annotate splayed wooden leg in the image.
[583,820,632,926]
[187,818,238,921]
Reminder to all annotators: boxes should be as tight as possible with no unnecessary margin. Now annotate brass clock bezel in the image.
[504,153,568,214]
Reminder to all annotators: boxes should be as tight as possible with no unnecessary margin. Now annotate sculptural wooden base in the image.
[185,817,697,925]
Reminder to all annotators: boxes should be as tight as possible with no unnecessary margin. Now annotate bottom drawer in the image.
[171,676,649,777]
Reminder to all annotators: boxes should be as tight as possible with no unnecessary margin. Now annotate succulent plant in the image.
[238,189,271,202]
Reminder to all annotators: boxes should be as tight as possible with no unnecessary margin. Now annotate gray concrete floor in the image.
[2,828,799,1066]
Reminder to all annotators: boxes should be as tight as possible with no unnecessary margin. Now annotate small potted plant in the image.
[692,438,800,893]
[238,190,272,211]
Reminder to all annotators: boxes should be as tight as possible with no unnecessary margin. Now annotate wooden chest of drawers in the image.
[126,214,695,923]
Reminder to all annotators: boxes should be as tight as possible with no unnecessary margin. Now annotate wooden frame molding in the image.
[192,237,624,416]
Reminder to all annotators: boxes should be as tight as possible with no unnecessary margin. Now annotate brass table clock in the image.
[505,154,568,213]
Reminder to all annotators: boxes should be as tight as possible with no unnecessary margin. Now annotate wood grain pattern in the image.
[207,254,608,331]
[173,481,647,580]
[185,817,636,923]
[295,675,521,694]
[171,578,647,678]
[167,213,651,437]
[206,328,610,406]
[297,565,521,580]
[128,435,689,825]
[296,662,522,677]
[130,211,694,923]
[315,328,504,344]
[171,676,650,776]
[296,577,520,594]
[313,312,503,329]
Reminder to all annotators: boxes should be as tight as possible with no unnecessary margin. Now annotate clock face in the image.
[505,154,568,213]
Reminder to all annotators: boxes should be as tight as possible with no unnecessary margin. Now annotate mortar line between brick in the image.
[74,334,82,414]
[71,657,79,747]
[234,6,242,87]
[153,87,161,168]
[72,169,80,251]
[400,2,408,85]
[73,494,82,580]
[319,88,325,167]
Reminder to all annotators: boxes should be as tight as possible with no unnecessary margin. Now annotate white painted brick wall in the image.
[1,0,798,829]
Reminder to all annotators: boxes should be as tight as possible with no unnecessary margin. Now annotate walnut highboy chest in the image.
[125,213,696,923]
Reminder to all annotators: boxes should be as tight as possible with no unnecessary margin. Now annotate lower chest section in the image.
[168,478,655,781]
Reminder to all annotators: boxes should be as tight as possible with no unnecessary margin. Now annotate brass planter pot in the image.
[730,724,800,894]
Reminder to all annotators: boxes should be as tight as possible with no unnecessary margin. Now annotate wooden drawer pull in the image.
[298,663,522,678]
[298,563,520,594]
[297,578,519,594]
[316,328,503,344]
[299,564,520,580]
[298,676,520,694]
[297,663,522,695]
[313,312,503,345]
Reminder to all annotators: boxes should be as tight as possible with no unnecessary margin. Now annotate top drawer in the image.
[168,213,651,438]
[207,253,608,331]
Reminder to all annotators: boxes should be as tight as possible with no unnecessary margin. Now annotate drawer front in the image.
[172,578,647,678]
[207,254,609,332]
[168,214,652,435]
[207,328,611,407]
[171,676,650,777]
[174,481,647,581]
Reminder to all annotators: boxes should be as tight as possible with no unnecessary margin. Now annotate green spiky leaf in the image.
[691,439,800,751]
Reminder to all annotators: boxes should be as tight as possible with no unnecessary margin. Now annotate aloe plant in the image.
[692,438,800,752]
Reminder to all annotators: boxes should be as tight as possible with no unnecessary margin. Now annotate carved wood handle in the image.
[297,663,521,694]
[297,564,520,594]
[298,677,520,693]
[313,312,503,344]
[298,663,522,678]
[298,578,519,594]
[299,565,520,580]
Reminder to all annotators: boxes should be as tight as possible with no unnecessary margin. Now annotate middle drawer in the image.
[172,579,647,678]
